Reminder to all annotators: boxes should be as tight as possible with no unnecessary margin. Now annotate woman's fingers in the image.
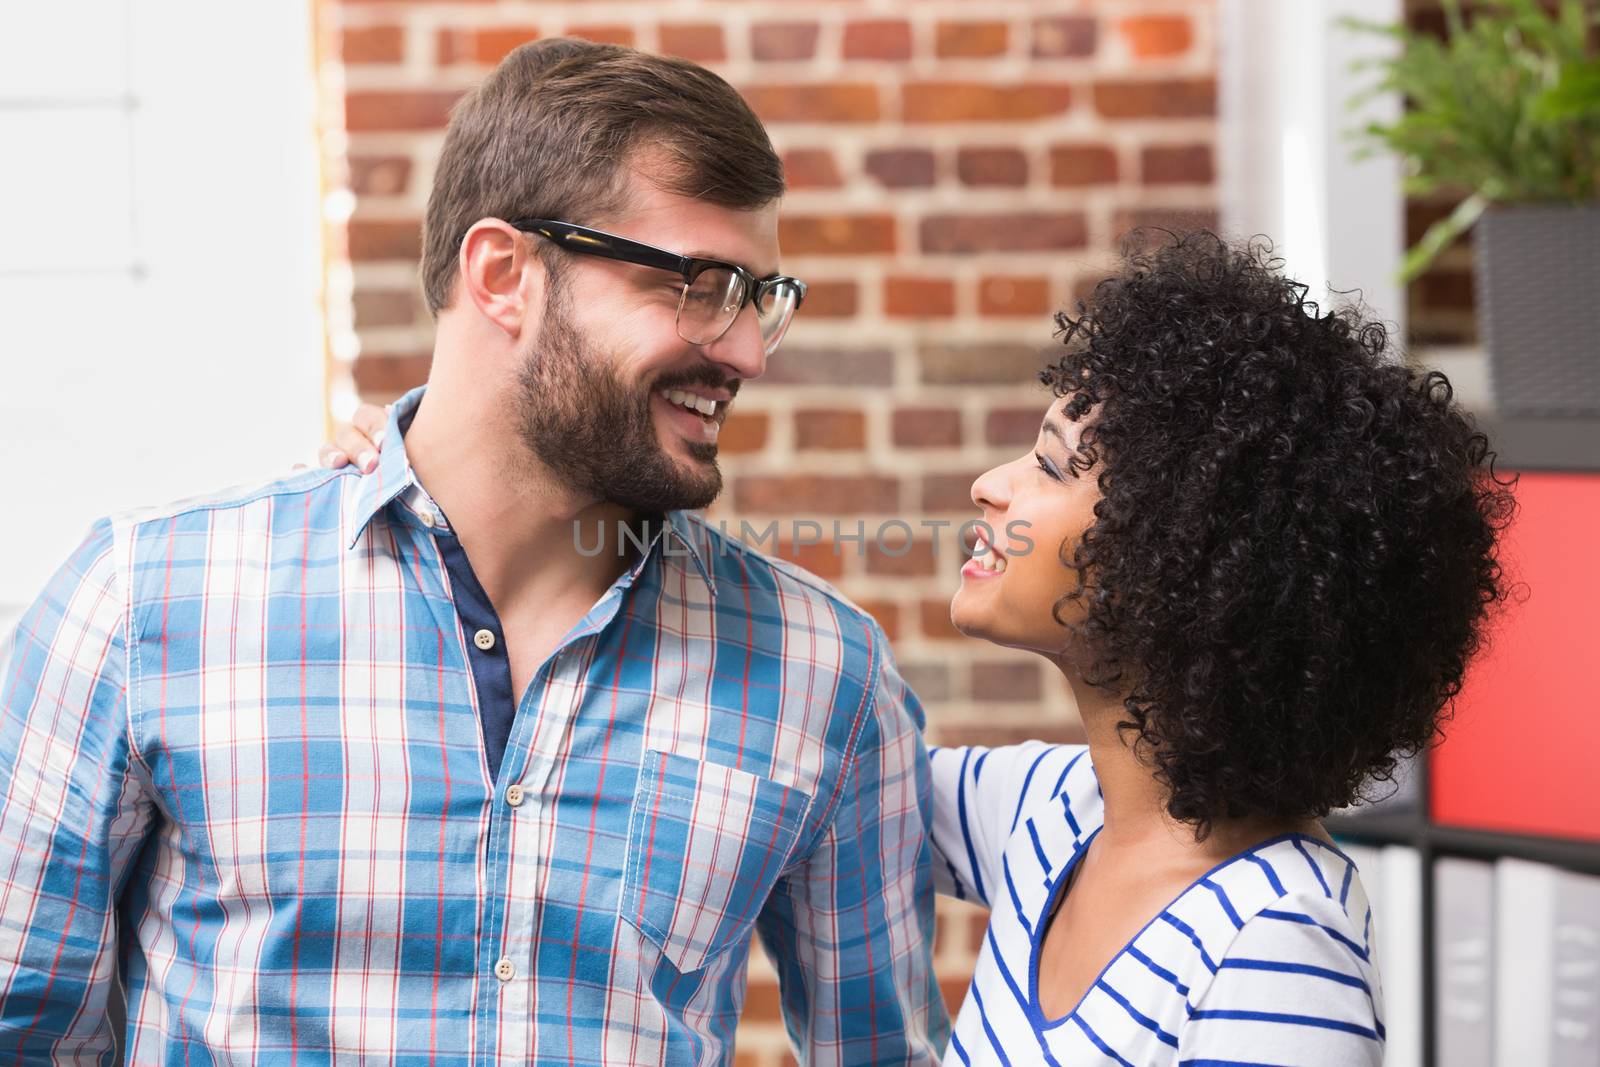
[311,403,390,473]
[355,403,388,450]
[336,424,380,473]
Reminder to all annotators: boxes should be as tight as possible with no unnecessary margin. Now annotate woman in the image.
[924,234,1508,1064]
[322,233,1510,1064]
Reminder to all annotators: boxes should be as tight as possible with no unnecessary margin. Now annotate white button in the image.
[494,957,515,982]
[505,784,524,807]
[419,510,435,528]
[474,628,496,651]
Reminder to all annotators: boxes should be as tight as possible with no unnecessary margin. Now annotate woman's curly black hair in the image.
[1043,230,1515,837]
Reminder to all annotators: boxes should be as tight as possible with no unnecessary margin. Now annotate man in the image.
[0,39,946,1064]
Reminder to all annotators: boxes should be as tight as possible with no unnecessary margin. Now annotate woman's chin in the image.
[949,589,997,641]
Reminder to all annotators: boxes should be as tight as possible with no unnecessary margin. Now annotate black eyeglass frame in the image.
[506,217,807,348]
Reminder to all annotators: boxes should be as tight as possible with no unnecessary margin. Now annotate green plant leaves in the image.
[1344,0,1600,279]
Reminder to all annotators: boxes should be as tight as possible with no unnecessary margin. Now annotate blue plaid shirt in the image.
[0,387,946,1064]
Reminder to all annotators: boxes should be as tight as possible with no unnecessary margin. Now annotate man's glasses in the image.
[507,218,807,356]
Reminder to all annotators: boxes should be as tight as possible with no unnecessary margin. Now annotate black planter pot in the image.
[1474,203,1600,418]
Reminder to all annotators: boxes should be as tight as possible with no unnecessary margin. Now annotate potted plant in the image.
[1347,0,1600,417]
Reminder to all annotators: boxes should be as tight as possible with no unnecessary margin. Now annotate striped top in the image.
[929,742,1385,1066]
[0,385,945,1065]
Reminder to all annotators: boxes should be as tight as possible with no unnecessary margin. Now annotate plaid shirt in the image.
[0,387,946,1065]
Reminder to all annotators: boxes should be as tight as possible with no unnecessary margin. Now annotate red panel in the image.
[1431,471,1600,842]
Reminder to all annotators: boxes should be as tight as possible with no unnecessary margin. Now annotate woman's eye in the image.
[1035,453,1063,481]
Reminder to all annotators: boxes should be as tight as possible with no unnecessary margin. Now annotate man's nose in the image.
[700,302,767,383]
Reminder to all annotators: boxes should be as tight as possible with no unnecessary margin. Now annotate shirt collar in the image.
[346,385,427,550]
[346,385,717,595]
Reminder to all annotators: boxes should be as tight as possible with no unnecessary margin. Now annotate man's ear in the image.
[457,219,543,337]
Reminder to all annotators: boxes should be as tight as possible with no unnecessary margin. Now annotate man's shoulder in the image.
[106,467,359,596]
[110,466,352,538]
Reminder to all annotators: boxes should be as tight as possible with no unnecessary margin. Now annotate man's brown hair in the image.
[420,38,785,316]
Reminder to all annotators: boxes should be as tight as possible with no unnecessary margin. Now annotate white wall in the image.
[0,1,326,607]
[1218,0,1406,336]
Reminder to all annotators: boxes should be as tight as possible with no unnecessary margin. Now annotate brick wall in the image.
[323,1,1219,1059]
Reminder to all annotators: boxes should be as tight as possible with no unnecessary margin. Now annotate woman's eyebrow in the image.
[1041,419,1068,444]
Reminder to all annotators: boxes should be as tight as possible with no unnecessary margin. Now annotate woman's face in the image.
[951,399,1102,657]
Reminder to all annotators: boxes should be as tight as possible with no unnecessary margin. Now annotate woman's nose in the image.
[970,460,1012,515]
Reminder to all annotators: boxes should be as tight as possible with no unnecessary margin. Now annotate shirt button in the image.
[494,957,515,982]
[505,784,524,808]
[474,628,496,651]
[419,510,436,528]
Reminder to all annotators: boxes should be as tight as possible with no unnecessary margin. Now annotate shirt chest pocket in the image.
[620,748,812,974]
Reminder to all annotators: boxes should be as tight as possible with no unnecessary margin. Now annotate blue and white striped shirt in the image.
[929,742,1384,1066]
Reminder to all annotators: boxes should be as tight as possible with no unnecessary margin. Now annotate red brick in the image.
[1093,78,1217,119]
[1112,207,1221,242]
[986,405,1048,445]
[798,280,858,318]
[742,84,880,123]
[973,660,1043,701]
[956,147,1028,188]
[1120,15,1193,59]
[843,19,912,61]
[436,29,465,66]
[345,91,462,132]
[920,598,964,640]
[342,25,404,64]
[751,22,819,62]
[1141,143,1214,184]
[659,23,726,62]
[795,408,867,450]
[1033,16,1097,58]
[864,148,936,189]
[782,148,843,189]
[865,538,939,578]
[936,21,1008,58]
[774,535,846,580]
[978,276,1051,317]
[741,979,783,1021]
[904,82,1072,123]
[919,343,1046,384]
[348,219,421,260]
[348,155,412,197]
[734,476,899,514]
[469,27,540,65]
[854,599,900,643]
[885,276,956,318]
[564,25,634,47]
[352,353,431,400]
[1049,144,1119,186]
[942,976,972,1016]
[921,213,1087,254]
[892,407,962,448]
[780,214,896,256]
[717,411,768,454]
[353,289,419,329]
[920,470,986,511]
[760,347,892,386]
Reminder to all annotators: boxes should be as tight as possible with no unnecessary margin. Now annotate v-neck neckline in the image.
[1023,822,1344,1034]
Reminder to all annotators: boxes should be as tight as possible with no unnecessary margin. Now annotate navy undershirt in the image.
[430,524,517,782]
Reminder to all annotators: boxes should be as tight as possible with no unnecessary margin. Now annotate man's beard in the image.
[512,275,725,515]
